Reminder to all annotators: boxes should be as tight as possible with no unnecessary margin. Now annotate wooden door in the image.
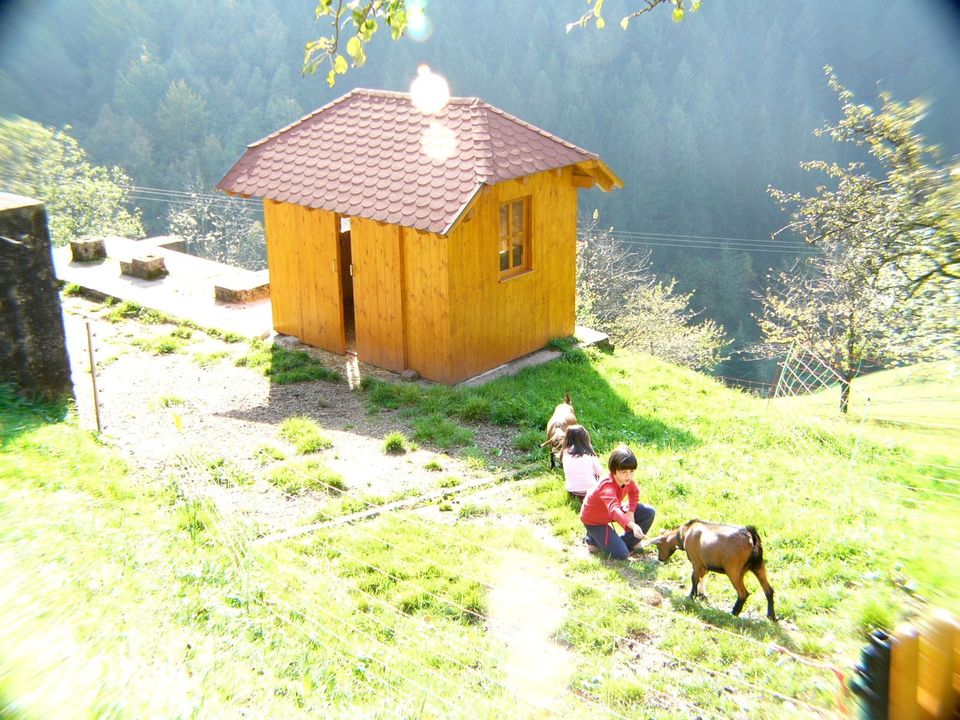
[264,201,345,353]
[299,207,346,354]
[350,218,406,372]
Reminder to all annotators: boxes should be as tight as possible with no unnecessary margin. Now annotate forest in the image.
[1,0,959,382]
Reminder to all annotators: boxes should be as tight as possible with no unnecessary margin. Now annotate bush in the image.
[383,431,409,455]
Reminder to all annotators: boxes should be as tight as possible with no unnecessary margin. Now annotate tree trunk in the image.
[839,377,851,414]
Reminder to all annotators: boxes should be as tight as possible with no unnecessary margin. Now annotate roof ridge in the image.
[470,98,495,185]
[249,89,488,150]
[348,87,481,105]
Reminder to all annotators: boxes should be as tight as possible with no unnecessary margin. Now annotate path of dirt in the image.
[487,550,575,718]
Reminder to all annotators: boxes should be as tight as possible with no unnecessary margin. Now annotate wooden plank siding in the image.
[401,226,452,383]
[262,200,345,353]
[350,218,407,373]
[445,168,578,383]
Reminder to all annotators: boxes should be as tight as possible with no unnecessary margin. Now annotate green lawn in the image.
[1,348,957,719]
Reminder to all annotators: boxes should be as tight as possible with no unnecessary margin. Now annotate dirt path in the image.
[487,549,575,718]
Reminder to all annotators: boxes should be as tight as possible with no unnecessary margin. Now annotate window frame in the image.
[497,196,531,280]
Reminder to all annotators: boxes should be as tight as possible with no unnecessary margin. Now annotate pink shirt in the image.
[562,452,603,495]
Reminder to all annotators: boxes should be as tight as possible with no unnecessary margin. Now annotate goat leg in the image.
[728,570,750,616]
[752,565,777,621]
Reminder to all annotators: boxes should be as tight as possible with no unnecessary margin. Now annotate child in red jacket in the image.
[579,444,656,560]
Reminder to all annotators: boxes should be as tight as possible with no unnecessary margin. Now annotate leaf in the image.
[333,54,348,74]
[620,16,630,30]
[326,69,336,87]
[592,208,599,222]
[346,36,362,60]
[595,16,605,29]
[672,7,684,22]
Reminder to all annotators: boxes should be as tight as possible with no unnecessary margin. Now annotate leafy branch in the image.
[304,0,408,87]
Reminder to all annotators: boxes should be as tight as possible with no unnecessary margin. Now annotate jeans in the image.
[583,504,656,560]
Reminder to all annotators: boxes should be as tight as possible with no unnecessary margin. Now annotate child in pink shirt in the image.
[560,425,603,499]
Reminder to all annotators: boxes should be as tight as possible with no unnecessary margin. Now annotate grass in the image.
[192,350,231,367]
[148,394,185,410]
[172,449,253,486]
[382,431,410,455]
[279,416,334,454]
[268,458,346,495]
[412,414,474,449]
[131,332,189,355]
[1,346,958,718]
[253,444,286,465]
[236,339,341,384]
[103,299,167,325]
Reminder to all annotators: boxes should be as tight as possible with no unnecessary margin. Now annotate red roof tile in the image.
[217,88,613,235]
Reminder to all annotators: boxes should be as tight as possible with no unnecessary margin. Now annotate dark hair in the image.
[561,424,595,457]
[607,444,638,473]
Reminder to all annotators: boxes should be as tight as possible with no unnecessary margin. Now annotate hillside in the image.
[1,298,958,718]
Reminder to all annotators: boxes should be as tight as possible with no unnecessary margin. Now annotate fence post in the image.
[889,623,920,720]
[85,321,102,434]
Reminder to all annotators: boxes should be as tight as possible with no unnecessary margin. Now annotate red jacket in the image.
[579,475,639,530]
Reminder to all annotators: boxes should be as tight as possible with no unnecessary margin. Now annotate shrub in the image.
[383,431,409,455]
[424,459,443,472]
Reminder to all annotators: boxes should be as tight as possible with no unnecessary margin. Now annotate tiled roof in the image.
[217,88,617,235]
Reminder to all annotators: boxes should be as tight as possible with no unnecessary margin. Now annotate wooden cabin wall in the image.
[350,218,453,382]
[400,226,452,383]
[262,200,345,353]
[350,218,406,373]
[446,168,577,383]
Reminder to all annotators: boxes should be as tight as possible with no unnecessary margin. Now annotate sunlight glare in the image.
[410,64,449,115]
[420,120,457,162]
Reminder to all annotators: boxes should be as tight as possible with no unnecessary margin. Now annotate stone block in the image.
[121,254,168,280]
[214,277,270,304]
[70,237,106,262]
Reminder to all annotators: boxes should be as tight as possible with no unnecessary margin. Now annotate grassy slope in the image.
[1,350,957,719]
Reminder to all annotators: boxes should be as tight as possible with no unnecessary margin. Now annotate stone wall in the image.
[0,193,73,402]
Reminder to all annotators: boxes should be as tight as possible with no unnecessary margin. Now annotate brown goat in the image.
[541,393,576,469]
[644,520,776,620]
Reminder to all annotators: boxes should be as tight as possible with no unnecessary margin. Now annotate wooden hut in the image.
[217,88,621,384]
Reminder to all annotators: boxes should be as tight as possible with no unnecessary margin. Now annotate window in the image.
[498,198,530,278]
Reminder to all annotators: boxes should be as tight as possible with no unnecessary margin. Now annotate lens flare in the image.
[410,64,449,115]
[406,0,433,42]
[420,121,457,162]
